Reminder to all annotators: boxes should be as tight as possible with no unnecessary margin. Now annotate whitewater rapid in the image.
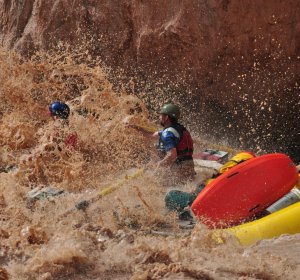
[0,48,299,280]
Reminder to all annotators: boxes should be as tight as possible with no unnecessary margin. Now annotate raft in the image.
[191,153,298,228]
[215,201,300,246]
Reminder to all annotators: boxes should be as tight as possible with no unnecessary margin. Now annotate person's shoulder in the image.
[162,127,180,139]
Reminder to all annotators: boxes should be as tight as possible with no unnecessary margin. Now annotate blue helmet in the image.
[48,101,70,119]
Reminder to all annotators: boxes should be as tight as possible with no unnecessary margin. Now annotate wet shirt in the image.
[37,120,77,151]
[157,127,180,154]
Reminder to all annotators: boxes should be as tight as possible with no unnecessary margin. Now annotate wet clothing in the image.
[157,123,194,162]
[157,127,180,155]
[157,123,195,184]
[165,183,205,213]
[170,159,195,184]
[64,132,77,148]
[52,120,77,150]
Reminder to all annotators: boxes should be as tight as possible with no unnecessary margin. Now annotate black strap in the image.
[177,148,194,155]
[176,156,193,164]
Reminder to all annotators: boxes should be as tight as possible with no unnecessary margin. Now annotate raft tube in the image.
[216,201,300,246]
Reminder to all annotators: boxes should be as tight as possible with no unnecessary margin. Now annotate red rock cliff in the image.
[1,0,300,159]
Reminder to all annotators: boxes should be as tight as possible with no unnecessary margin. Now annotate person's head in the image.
[159,103,180,127]
[48,101,70,120]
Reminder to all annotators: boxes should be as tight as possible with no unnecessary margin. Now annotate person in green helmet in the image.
[127,103,195,185]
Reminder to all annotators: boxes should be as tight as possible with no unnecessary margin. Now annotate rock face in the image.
[1,0,300,160]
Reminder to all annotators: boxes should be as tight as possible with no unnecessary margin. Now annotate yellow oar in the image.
[98,167,145,197]
[124,115,157,134]
[68,168,145,213]
[136,124,156,133]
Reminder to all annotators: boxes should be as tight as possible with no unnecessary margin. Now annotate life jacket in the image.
[64,132,77,148]
[173,124,194,160]
[157,123,193,161]
[218,151,256,174]
[205,151,256,185]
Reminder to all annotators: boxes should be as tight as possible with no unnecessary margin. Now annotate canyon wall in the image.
[1,0,299,159]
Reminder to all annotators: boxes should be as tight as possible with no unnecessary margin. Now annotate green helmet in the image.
[160,103,180,119]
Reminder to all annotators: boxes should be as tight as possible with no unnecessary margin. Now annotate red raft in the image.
[191,153,298,228]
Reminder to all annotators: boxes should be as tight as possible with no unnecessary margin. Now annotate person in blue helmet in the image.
[48,101,70,120]
[16,101,77,186]
[127,103,195,185]
[47,101,77,148]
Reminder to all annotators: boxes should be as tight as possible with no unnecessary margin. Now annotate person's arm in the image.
[157,147,177,167]
[156,128,179,167]
[127,124,159,140]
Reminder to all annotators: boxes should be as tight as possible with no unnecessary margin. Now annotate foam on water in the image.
[0,47,299,280]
